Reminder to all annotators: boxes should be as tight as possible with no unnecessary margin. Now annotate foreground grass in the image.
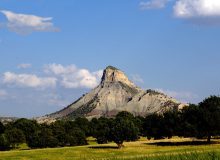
[0,138,220,160]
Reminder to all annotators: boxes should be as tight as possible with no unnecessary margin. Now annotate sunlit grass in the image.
[0,137,220,160]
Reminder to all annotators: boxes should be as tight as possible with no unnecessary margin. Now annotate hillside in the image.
[37,66,185,123]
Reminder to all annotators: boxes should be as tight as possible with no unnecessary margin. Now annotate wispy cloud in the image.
[0,10,59,35]
[17,63,32,69]
[156,88,198,103]
[3,72,57,89]
[131,74,144,84]
[140,0,170,10]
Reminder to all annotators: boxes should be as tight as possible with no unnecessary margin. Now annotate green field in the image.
[0,138,220,160]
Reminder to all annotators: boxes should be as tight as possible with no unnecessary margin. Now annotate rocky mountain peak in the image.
[37,66,186,123]
[101,66,136,88]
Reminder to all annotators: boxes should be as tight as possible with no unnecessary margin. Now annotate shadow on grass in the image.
[89,146,119,149]
[146,141,219,146]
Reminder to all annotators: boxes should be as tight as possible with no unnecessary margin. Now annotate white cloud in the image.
[140,0,220,25]
[61,69,98,89]
[0,10,59,35]
[156,88,198,103]
[140,0,170,9]
[44,64,77,75]
[17,63,32,69]
[174,0,220,18]
[45,64,103,89]
[131,74,144,84]
[3,72,57,88]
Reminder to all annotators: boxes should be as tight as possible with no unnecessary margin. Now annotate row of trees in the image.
[0,118,88,150]
[0,96,220,150]
[90,96,220,145]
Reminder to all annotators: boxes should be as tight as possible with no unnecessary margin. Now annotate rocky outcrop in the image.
[37,66,185,123]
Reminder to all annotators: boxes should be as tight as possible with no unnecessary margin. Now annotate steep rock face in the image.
[37,66,185,123]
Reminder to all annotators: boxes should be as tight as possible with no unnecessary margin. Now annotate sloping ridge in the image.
[37,66,185,123]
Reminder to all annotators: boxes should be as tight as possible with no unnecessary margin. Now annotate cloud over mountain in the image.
[44,64,103,89]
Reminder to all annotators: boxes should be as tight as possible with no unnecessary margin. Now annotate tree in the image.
[179,104,200,138]
[74,117,91,136]
[63,120,78,133]
[143,114,164,140]
[133,116,145,136]
[66,128,87,146]
[5,128,25,148]
[90,118,99,137]
[0,122,5,134]
[162,111,179,139]
[198,96,220,142]
[51,120,67,147]
[115,111,135,120]
[28,125,58,148]
[13,118,39,143]
[92,117,111,144]
[109,112,139,148]
[0,134,9,150]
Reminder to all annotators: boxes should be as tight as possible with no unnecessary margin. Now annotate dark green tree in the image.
[109,112,139,148]
[92,117,111,144]
[51,120,67,146]
[143,114,164,140]
[27,124,58,148]
[179,104,200,138]
[0,122,5,134]
[66,128,87,146]
[115,111,135,121]
[74,117,91,136]
[0,134,9,150]
[13,118,39,143]
[90,118,98,137]
[133,116,145,136]
[63,120,78,133]
[198,96,220,142]
[5,128,25,148]
[162,111,179,139]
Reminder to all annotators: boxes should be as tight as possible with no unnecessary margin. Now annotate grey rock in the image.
[37,66,186,123]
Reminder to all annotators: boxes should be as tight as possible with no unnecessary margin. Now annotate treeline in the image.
[0,95,220,150]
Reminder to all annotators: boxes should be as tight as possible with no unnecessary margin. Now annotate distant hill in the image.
[0,117,19,124]
[37,66,186,123]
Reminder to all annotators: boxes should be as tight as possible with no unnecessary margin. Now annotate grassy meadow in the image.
[0,137,220,160]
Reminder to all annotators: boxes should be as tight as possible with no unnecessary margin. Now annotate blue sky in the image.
[0,0,220,117]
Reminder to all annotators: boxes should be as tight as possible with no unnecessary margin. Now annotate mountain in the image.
[37,66,185,123]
